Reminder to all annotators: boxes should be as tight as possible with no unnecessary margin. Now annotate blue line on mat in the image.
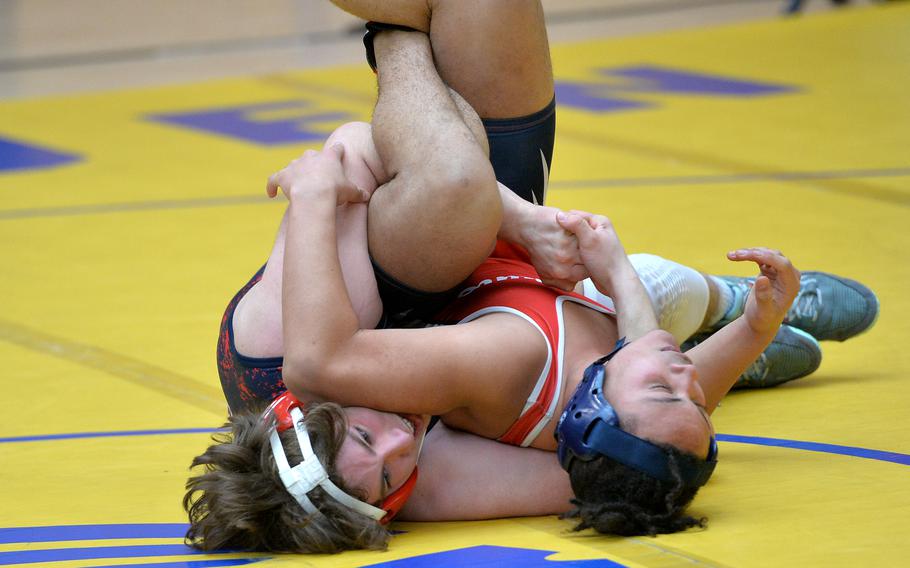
[0,428,219,443]
[0,524,189,544]
[3,428,907,466]
[716,434,910,466]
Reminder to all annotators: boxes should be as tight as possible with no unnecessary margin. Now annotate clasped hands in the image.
[266,144,370,205]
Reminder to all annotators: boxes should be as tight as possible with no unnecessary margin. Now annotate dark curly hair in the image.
[183,401,390,553]
[562,441,708,536]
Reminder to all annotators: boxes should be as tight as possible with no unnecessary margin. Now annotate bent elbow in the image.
[281,356,330,401]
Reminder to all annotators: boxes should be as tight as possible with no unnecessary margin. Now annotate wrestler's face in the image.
[602,330,714,458]
[335,408,430,505]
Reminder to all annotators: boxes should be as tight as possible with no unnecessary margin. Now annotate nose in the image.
[670,363,703,402]
[375,426,417,489]
[377,425,416,461]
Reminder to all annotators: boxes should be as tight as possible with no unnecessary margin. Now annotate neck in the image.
[527,301,617,451]
[560,301,619,397]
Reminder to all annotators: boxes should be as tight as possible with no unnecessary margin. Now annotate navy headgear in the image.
[555,338,718,488]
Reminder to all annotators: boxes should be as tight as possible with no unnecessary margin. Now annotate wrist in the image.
[737,315,781,343]
[287,180,337,203]
[592,258,637,291]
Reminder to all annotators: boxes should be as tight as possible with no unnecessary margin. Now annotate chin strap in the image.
[269,407,387,521]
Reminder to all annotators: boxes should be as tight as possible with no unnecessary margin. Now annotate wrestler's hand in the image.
[556,210,631,294]
[266,144,370,205]
[559,210,658,339]
[497,185,587,290]
[727,247,801,334]
[521,205,589,291]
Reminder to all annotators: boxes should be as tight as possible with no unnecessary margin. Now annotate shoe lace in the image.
[743,352,770,383]
[788,278,822,323]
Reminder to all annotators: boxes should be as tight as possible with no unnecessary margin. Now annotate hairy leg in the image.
[368,31,501,291]
[332,0,553,118]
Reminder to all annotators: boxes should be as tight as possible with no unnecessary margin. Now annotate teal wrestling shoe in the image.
[682,324,822,389]
[783,271,879,341]
[716,272,879,342]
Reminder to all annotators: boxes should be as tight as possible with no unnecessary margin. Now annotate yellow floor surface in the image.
[1,4,908,567]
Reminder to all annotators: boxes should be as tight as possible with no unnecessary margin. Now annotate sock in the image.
[704,275,743,329]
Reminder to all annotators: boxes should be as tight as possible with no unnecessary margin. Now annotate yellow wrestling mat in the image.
[2,4,908,567]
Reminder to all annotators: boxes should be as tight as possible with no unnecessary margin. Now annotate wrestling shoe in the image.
[715,271,879,342]
[682,324,822,389]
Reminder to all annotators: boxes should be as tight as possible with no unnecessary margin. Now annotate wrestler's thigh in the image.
[429,0,553,118]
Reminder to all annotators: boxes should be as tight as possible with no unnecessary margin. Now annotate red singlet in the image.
[434,242,615,447]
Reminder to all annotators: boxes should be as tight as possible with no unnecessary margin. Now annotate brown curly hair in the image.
[183,401,391,553]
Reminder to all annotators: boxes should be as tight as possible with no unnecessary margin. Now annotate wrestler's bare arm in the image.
[688,248,801,412]
[400,423,573,521]
[231,122,384,358]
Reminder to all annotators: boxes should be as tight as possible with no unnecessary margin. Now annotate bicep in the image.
[399,423,573,521]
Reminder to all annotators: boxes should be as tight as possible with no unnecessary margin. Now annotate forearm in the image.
[594,261,658,341]
[281,194,361,394]
[687,316,778,412]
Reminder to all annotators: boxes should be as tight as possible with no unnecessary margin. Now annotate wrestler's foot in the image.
[714,272,879,341]
[683,324,822,389]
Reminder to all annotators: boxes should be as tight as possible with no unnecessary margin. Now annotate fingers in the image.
[752,274,773,303]
[727,246,800,292]
[727,247,790,275]
[327,142,346,160]
[556,211,594,243]
[265,145,360,202]
[540,277,575,291]
[266,173,281,199]
[540,264,588,292]
[346,183,371,204]
[567,209,610,231]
